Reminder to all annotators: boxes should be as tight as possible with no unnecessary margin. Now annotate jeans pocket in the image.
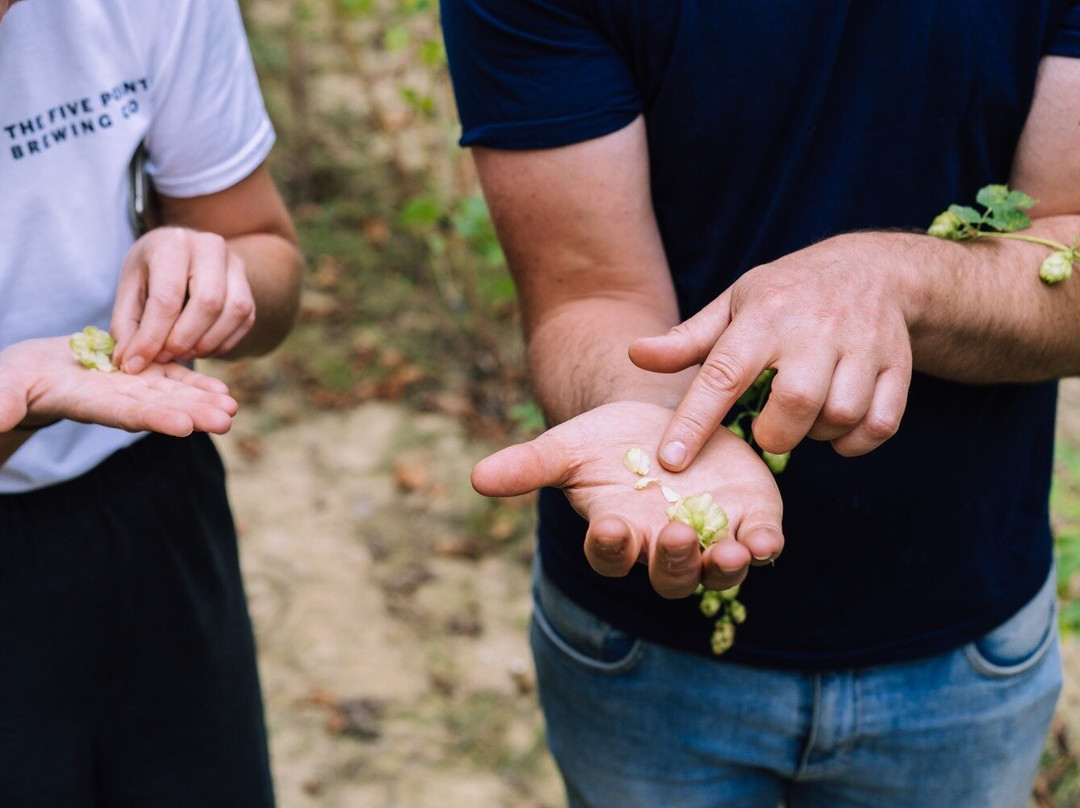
[532,562,645,676]
[963,568,1058,679]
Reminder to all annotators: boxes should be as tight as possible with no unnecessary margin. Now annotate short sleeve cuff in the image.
[148,117,275,198]
[460,105,641,150]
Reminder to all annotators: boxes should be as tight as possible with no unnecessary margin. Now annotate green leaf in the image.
[1005,189,1036,211]
[399,195,442,230]
[337,0,374,15]
[947,205,983,226]
[975,184,1011,209]
[985,208,1032,233]
[399,86,435,117]
[420,38,446,67]
[383,25,409,51]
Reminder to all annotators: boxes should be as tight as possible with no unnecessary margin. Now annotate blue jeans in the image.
[531,563,1062,808]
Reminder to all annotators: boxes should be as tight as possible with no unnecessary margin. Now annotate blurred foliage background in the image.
[236,0,540,443]
[230,1,1080,805]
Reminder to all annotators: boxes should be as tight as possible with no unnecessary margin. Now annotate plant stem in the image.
[975,231,1070,251]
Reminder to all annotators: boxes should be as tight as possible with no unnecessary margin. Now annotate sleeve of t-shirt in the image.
[142,0,275,197]
[1049,1,1080,56]
[440,0,642,150]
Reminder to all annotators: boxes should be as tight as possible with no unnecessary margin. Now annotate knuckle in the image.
[190,290,224,315]
[226,296,255,321]
[697,355,745,399]
[821,400,863,429]
[769,384,823,419]
[148,288,185,312]
[863,411,902,442]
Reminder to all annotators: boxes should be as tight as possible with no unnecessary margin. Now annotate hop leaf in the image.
[947,205,983,227]
[69,326,116,372]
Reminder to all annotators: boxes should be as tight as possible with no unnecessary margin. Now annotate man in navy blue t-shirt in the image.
[443,2,1080,805]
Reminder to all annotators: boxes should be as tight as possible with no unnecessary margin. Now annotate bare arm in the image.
[470,117,784,598]
[111,162,303,373]
[632,55,1080,470]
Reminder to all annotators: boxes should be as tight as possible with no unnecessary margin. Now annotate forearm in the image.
[528,296,698,425]
[223,231,302,358]
[893,215,1080,382]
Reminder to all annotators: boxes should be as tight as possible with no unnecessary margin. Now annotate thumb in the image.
[628,291,732,373]
[0,385,28,433]
[471,430,571,498]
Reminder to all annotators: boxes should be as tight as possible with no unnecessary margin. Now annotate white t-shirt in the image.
[0,0,275,493]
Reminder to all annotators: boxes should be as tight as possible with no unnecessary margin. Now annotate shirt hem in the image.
[460,107,640,151]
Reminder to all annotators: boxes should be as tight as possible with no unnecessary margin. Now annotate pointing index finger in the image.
[658,329,769,471]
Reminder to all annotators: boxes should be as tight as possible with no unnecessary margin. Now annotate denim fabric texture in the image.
[531,562,1062,808]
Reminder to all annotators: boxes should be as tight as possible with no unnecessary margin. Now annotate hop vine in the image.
[927,184,1078,284]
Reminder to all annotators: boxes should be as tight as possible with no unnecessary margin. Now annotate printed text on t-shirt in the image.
[2,77,150,161]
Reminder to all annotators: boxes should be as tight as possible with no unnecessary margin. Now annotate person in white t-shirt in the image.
[0,1,302,805]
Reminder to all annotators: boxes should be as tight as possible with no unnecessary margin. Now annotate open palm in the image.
[0,336,237,436]
[472,400,784,598]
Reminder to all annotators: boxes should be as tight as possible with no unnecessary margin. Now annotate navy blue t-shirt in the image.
[442,0,1080,668]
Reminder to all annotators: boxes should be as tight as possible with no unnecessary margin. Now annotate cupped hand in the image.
[629,234,914,471]
[111,227,255,374]
[471,400,784,599]
[0,336,237,436]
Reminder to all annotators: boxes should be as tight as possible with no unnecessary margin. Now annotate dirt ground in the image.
[211,376,1080,808]
[214,371,562,808]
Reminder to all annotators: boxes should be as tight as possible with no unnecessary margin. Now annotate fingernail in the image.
[752,554,773,562]
[124,356,146,374]
[660,441,687,468]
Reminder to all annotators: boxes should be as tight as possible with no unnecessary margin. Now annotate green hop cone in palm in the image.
[666,493,729,548]
[69,326,117,372]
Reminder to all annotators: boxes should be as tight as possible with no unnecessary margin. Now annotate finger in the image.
[163,235,229,360]
[125,405,196,437]
[196,259,255,357]
[110,248,150,369]
[160,363,232,396]
[206,314,253,359]
[471,430,571,497]
[733,499,785,565]
[751,351,837,454]
[648,520,705,598]
[700,540,752,591]
[831,364,910,457]
[628,292,732,373]
[584,514,645,579]
[0,385,28,432]
[144,376,238,416]
[118,243,191,374]
[806,355,875,442]
[657,324,770,471]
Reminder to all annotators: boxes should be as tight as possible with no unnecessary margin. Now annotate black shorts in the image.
[0,433,274,808]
